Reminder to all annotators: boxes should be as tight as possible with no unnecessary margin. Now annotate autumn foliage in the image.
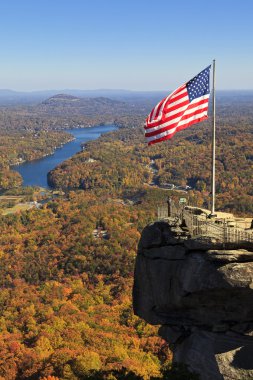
[0,190,174,379]
[0,94,252,379]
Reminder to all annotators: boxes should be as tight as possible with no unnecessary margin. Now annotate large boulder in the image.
[133,220,253,380]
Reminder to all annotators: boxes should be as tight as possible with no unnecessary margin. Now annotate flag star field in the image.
[186,66,211,102]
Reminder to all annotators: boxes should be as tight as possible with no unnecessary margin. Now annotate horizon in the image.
[1,88,253,94]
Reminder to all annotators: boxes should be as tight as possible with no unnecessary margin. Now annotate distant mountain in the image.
[36,93,137,117]
[0,88,253,107]
[42,93,83,104]
[0,88,166,107]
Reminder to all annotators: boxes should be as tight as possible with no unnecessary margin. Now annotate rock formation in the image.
[133,219,253,380]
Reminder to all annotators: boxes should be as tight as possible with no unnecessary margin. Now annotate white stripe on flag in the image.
[146,111,208,142]
[145,103,208,134]
[146,126,178,142]
[177,110,208,127]
[166,94,188,108]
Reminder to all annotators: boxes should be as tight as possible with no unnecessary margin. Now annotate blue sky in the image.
[0,0,252,91]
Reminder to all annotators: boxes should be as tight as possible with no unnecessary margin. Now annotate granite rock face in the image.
[133,220,253,380]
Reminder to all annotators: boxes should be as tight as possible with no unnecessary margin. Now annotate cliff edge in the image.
[133,219,253,380]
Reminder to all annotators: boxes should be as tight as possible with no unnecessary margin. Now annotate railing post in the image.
[194,215,198,236]
[167,197,172,217]
[223,220,227,245]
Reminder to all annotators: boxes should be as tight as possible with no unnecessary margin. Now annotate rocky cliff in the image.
[133,219,253,380]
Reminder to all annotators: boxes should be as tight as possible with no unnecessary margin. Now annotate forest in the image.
[0,188,197,380]
[0,95,144,189]
[48,116,253,216]
[0,92,252,379]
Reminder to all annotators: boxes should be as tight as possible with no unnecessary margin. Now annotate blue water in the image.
[13,125,117,188]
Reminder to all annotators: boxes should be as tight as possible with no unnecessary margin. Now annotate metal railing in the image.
[157,203,183,220]
[157,203,253,244]
[183,208,253,243]
[157,206,170,220]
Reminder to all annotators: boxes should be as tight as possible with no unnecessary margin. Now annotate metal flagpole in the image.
[211,59,216,215]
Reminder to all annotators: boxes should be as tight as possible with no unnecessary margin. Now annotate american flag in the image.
[145,66,211,145]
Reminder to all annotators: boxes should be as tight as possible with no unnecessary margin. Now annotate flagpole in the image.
[211,59,216,215]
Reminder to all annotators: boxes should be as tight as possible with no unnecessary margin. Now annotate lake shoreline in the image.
[10,136,75,167]
[12,124,117,188]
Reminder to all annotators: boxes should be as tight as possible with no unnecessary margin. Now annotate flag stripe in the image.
[149,97,165,122]
[148,85,186,124]
[146,112,208,141]
[165,94,188,109]
[146,97,189,128]
[149,95,169,123]
[170,87,187,99]
[165,94,209,115]
[147,114,208,145]
[145,107,208,137]
[145,96,209,130]
[147,115,208,146]
[165,90,188,106]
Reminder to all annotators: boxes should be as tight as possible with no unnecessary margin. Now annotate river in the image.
[13,125,117,188]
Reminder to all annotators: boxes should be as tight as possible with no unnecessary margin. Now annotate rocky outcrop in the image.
[133,219,253,380]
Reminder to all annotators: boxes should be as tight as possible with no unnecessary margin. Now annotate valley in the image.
[0,91,252,379]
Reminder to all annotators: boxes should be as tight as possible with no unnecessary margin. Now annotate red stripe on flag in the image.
[164,97,209,117]
[145,98,209,130]
[147,131,177,146]
[150,85,187,121]
[176,115,208,133]
[147,115,208,146]
[151,97,166,121]
[164,90,188,107]
[145,107,208,138]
